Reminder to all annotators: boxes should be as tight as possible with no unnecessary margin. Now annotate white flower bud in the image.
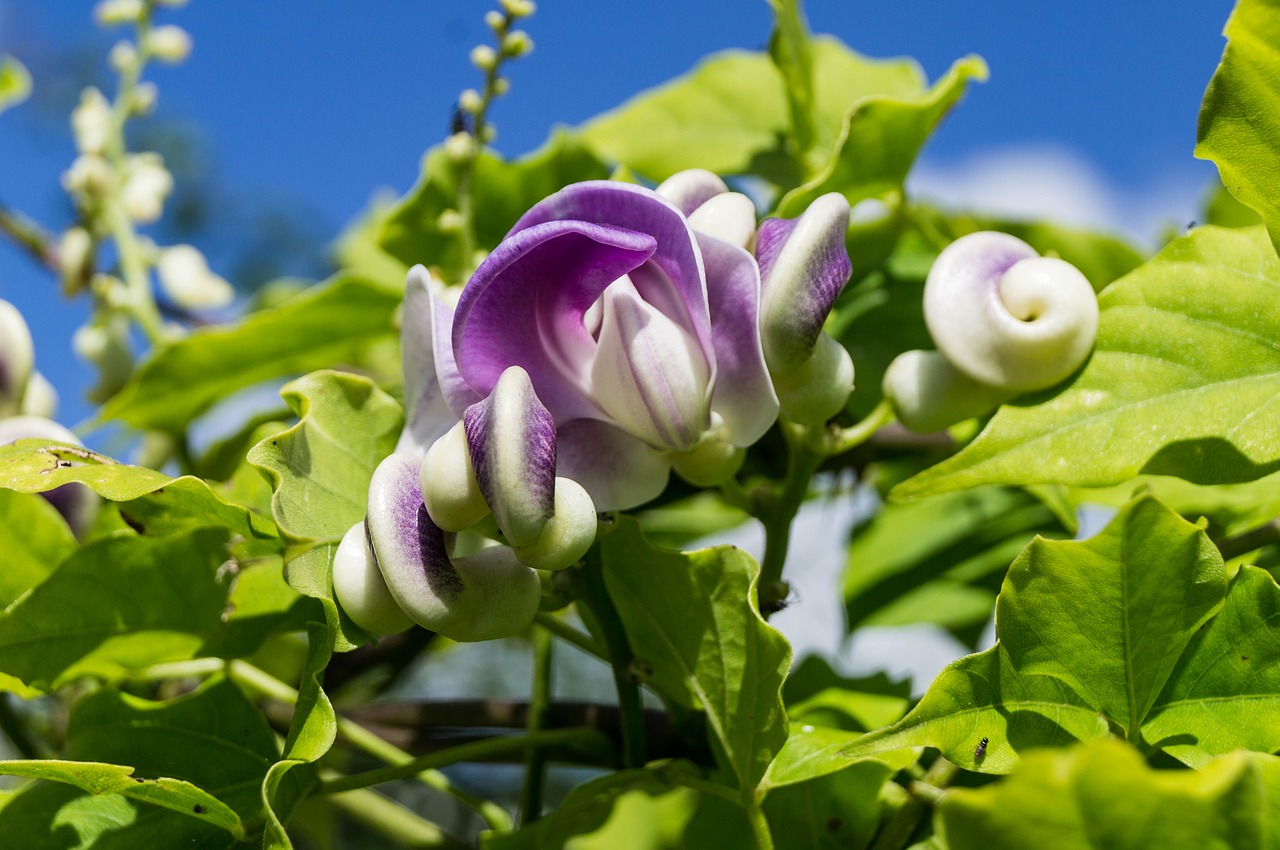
[120,153,173,223]
[513,477,597,570]
[500,0,536,18]
[71,88,112,155]
[58,227,93,294]
[773,332,854,425]
[0,299,35,417]
[74,319,134,403]
[94,0,144,26]
[333,522,414,635]
[883,349,1013,434]
[421,420,490,532]
[145,25,193,64]
[458,88,483,114]
[130,82,158,115]
[470,45,497,71]
[63,154,115,199]
[108,41,139,73]
[156,244,235,309]
[502,30,533,57]
[444,132,475,161]
[485,10,505,30]
[20,371,58,419]
[492,77,510,96]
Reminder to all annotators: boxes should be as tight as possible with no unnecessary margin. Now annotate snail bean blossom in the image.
[333,174,855,641]
[884,231,1099,433]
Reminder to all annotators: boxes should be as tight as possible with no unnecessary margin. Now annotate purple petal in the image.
[697,233,779,445]
[755,193,853,373]
[452,220,656,421]
[555,418,670,512]
[398,266,471,454]
[509,181,714,360]
[655,169,729,217]
[366,452,539,642]
[463,366,557,547]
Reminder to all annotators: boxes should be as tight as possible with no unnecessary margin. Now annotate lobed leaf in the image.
[601,518,791,794]
[895,225,1280,499]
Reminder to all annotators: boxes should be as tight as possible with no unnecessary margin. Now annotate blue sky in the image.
[0,0,1237,429]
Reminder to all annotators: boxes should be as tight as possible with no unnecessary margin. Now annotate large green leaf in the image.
[0,55,31,114]
[940,741,1271,850]
[763,761,898,850]
[895,225,1280,499]
[844,487,1062,645]
[0,677,277,849]
[198,556,319,660]
[377,129,610,281]
[601,518,791,794]
[0,528,232,690]
[1196,0,1280,256]
[248,370,402,650]
[101,274,400,433]
[1142,566,1280,766]
[0,439,278,552]
[775,54,987,216]
[0,490,77,607]
[996,496,1225,735]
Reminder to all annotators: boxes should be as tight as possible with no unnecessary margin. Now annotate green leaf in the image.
[0,439,278,550]
[895,225,1280,499]
[763,724,914,788]
[1196,0,1280,256]
[775,54,988,216]
[940,740,1268,850]
[198,556,320,660]
[838,645,1110,774]
[482,764,754,850]
[0,760,244,838]
[377,129,610,281]
[1142,566,1280,766]
[844,487,1062,645]
[601,518,791,793]
[996,496,1225,735]
[783,657,912,732]
[0,55,31,114]
[248,370,402,650]
[763,761,898,850]
[0,490,77,607]
[0,528,232,690]
[101,274,400,433]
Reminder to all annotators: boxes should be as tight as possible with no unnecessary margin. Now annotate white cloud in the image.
[909,144,1213,247]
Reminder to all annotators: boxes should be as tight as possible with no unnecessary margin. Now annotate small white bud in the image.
[94,0,144,26]
[20,371,58,419]
[420,420,490,532]
[108,41,139,73]
[71,88,112,155]
[58,227,93,294]
[145,25,193,64]
[492,77,510,96]
[484,10,505,30]
[62,154,115,199]
[437,209,464,234]
[120,153,173,223]
[130,82,158,115]
[73,318,134,403]
[500,0,536,17]
[459,88,483,114]
[502,30,533,57]
[444,132,475,161]
[157,244,235,309]
[470,44,497,71]
[0,299,35,417]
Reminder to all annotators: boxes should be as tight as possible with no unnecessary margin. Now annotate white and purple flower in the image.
[335,174,855,641]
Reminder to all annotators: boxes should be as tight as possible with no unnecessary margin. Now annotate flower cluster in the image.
[334,172,854,640]
[883,231,1099,433]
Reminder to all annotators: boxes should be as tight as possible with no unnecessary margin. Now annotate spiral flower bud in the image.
[883,349,1014,433]
[924,231,1098,392]
[332,521,413,636]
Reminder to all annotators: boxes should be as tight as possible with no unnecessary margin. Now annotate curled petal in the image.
[367,453,539,642]
[883,349,1015,433]
[509,181,714,362]
[332,521,413,635]
[420,420,489,532]
[453,219,657,421]
[590,277,711,452]
[924,232,1099,391]
[0,299,34,417]
[512,477,598,570]
[773,332,854,425]
[697,233,778,445]
[687,192,757,250]
[464,366,557,547]
[398,266,476,455]
[556,418,670,512]
[755,193,852,375]
[655,168,729,217]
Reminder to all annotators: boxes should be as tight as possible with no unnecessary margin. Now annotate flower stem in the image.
[757,420,823,616]
[322,784,470,849]
[318,727,607,796]
[227,660,512,831]
[518,625,554,824]
[534,611,607,662]
[812,400,895,456]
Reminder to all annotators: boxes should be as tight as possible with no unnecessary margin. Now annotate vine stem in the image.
[868,756,958,850]
[1216,517,1280,562]
[747,802,776,850]
[533,611,607,661]
[322,784,470,850]
[518,625,554,824]
[0,198,58,271]
[226,660,512,832]
[757,420,823,615]
[318,727,608,796]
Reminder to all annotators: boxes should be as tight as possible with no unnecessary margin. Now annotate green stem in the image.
[757,420,823,616]
[813,400,895,456]
[0,199,58,270]
[228,661,512,832]
[518,626,554,824]
[319,727,606,796]
[570,552,648,768]
[323,784,470,849]
[1216,517,1280,562]
[534,611,607,662]
[868,756,959,850]
[747,802,776,850]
